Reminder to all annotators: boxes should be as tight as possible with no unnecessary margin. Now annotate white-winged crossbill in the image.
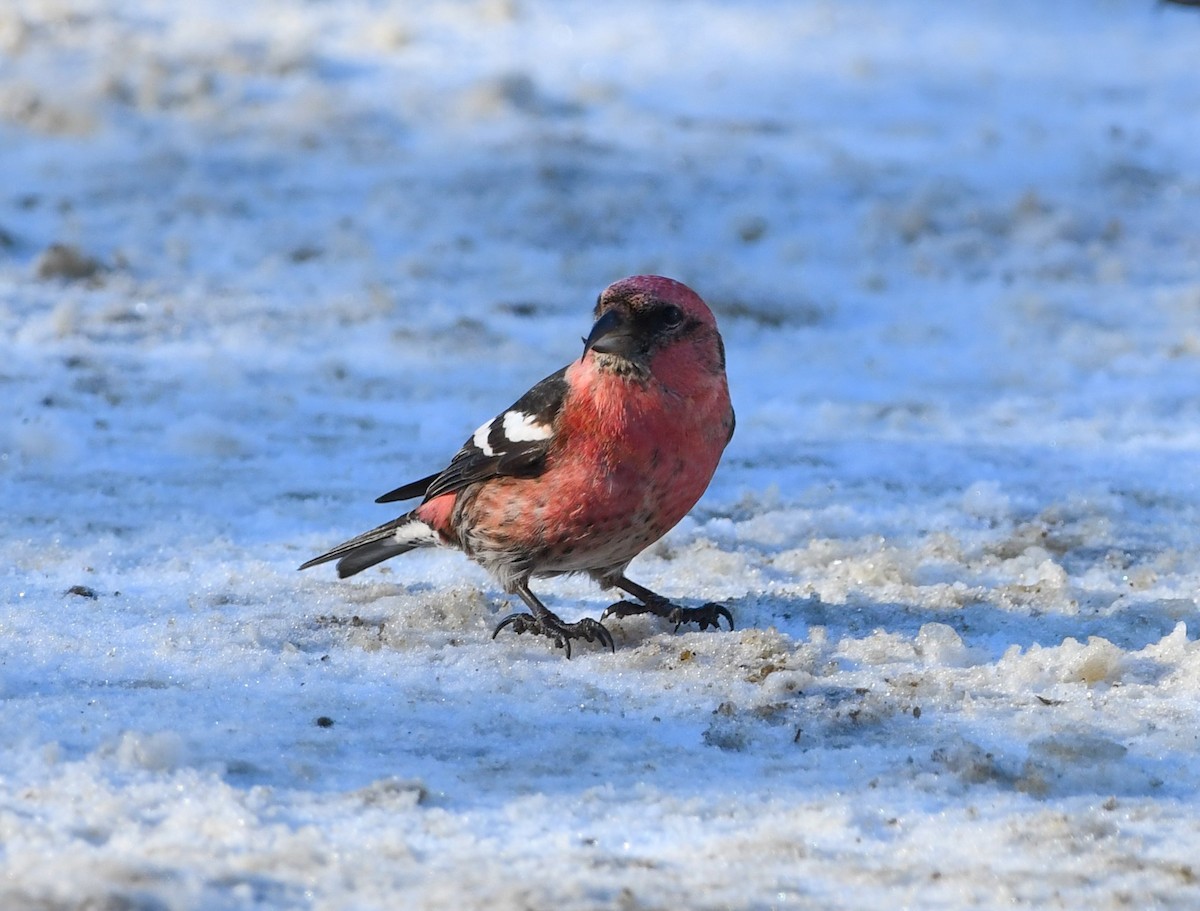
[301,275,735,656]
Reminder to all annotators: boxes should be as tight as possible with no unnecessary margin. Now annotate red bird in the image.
[301,275,735,656]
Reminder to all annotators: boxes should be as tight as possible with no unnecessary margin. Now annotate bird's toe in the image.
[668,603,735,632]
[491,611,612,658]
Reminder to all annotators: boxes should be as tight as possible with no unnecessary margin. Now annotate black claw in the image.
[491,611,612,658]
[675,602,735,632]
[604,598,734,633]
[576,618,615,653]
[600,601,649,622]
[492,612,533,639]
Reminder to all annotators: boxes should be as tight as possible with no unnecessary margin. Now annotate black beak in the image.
[582,308,638,359]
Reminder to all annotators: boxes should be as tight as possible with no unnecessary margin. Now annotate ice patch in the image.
[103,731,186,772]
[916,622,978,669]
[961,480,1011,521]
[7,413,82,465]
[166,414,250,458]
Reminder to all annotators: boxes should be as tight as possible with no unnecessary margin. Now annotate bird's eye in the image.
[660,304,684,329]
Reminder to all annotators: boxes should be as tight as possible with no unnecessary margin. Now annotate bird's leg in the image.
[492,582,614,658]
[601,575,734,632]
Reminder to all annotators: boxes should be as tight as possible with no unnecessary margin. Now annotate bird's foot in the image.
[602,598,734,632]
[492,611,614,658]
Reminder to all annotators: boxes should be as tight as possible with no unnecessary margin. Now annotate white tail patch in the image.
[501,410,553,442]
[392,520,439,548]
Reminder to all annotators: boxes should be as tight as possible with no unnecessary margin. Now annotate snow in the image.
[3,0,1200,907]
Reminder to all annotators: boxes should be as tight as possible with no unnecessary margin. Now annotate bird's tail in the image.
[299,511,440,579]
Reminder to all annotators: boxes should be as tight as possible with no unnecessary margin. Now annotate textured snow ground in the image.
[4,1,1200,908]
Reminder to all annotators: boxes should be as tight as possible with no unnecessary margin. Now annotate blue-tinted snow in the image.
[2,1,1200,908]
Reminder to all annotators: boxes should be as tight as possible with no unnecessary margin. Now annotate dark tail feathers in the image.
[299,512,438,578]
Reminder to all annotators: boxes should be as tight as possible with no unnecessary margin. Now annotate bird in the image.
[300,275,735,656]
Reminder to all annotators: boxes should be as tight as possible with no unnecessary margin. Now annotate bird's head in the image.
[582,275,727,386]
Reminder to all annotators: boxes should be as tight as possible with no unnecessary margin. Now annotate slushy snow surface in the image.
[3,1,1200,908]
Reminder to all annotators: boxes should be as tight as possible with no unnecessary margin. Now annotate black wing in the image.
[376,472,440,504]
[375,366,569,505]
